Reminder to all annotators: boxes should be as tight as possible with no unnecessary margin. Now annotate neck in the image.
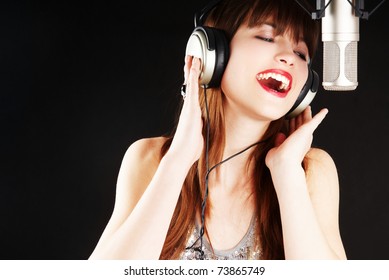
[207,106,271,193]
[223,106,270,158]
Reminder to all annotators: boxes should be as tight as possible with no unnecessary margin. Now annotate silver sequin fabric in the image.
[179,217,261,260]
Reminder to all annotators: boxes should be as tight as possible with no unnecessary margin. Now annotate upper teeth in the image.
[257,72,290,90]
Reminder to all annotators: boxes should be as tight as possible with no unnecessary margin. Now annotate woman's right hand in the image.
[166,56,204,167]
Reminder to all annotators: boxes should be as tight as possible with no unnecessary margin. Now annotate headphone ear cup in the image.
[286,69,319,119]
[185,26,229,88]
[207,27,229,88]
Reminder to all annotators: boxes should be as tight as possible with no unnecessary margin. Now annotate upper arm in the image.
[113,138,162,219]
[305,148,347,259]
[91,137,165,252]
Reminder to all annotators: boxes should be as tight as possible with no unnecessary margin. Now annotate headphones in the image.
[185,0,320,118]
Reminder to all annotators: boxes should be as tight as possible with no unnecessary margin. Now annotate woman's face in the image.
[221,21,310,121]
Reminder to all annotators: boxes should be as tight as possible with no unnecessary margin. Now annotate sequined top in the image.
[179,217,262,260]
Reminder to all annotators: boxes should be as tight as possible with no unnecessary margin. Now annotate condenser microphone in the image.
[321,0,359,91]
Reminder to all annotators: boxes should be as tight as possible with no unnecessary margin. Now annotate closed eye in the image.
[294,51,307,61]
[255,34,308,61]
[255,36,274,43]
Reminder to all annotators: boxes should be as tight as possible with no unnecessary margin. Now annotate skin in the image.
[89,22,347,260]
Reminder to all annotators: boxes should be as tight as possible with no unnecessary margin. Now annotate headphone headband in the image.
[195,0,223,27]
[187,0,319,117]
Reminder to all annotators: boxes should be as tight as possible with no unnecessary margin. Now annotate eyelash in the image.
[255,36,307,61]
[294,51,307,61]
[256,36,273,43]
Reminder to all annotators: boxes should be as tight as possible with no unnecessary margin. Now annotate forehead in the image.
[239,19,308,47]
[246,14,307,45]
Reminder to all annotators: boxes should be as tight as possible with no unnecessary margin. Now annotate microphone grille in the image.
[345,42,358,82]
[323,41,358,91]
[323,41,340,83]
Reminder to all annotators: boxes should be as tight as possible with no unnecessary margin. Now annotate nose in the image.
[275,40,296,67]
[276,52,295,67]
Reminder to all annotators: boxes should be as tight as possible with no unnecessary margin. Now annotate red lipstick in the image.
[256,69,293,98]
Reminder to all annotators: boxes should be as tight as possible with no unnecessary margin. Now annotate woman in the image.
[89,0,347,260]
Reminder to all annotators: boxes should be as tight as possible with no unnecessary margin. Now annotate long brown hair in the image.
[159,0,319,259]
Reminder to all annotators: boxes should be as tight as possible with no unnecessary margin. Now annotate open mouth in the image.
[256,70,292,96]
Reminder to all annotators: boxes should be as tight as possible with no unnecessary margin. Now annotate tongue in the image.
[262,78,283,92]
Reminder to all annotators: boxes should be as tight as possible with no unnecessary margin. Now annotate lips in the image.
[256,69,293,98]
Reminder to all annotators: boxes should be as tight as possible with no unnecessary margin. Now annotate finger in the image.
[296,111,303,129]
[183,55,192,85]
[190,57,201,77]
[303,105,312,123]
[289,117,296,134]
[185,57,201,101]
[306,108,329,132]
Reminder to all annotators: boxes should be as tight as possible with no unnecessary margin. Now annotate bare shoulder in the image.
[304,147,339,194]
[113,136,169,216]
[88,136,170,257]
[120,136,168,188]
[305,147,337,175]
[124,136,167,166]
[305,149,347,259]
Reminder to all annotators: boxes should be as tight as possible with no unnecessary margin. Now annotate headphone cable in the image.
[185,85,270,259]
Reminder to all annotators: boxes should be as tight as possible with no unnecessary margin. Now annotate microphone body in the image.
[322,0,359,91]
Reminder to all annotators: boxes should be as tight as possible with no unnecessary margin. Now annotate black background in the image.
[0,0,388,260]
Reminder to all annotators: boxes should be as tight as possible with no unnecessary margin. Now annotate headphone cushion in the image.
[202,27,229,88]
[286,69,320,118]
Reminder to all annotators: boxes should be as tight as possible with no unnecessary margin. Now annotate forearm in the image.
[271,166,340,259]
[91,153,190,260]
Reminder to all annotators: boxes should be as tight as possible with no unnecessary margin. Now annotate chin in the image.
[255,103,288,120]
[255,110,285,122]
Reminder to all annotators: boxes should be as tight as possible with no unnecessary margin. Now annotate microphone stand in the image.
[294,0,387,20]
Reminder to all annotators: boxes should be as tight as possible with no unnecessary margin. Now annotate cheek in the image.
[291,65,309,96]
[221,58,250,99]
[220,64,237,101]
[221,45,257,93]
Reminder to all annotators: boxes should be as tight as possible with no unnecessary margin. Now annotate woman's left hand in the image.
[265,106,328,172]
